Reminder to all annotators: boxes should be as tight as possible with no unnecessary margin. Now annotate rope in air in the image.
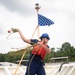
[6,28,20,40]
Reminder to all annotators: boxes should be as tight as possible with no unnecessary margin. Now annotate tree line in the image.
[0,42,75,64]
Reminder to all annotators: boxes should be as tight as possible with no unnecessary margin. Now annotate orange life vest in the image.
[31,44,47,59]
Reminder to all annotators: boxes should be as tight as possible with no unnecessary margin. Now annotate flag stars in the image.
[38,14,54,26]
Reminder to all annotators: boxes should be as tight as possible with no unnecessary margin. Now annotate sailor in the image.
[16,28,51,75]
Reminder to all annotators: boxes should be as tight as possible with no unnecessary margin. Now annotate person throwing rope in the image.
[15,28,51,75]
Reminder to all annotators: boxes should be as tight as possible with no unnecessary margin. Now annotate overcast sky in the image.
[0,0,75,53]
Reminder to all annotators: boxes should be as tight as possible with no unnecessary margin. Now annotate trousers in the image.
[25,54,46,75]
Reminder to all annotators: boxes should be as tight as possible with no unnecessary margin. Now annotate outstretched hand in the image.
[11,28,18,33]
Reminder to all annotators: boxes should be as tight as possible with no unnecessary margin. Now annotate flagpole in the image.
[35,3,40,39]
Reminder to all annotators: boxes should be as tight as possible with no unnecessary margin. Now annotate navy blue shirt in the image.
[30,39,49,48]
[30,39,39,45]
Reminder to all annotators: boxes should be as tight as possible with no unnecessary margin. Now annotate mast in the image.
[35,3,40,39]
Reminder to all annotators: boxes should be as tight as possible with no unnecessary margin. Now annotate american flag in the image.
[38,14,54,26]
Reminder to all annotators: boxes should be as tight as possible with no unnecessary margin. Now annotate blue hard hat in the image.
[40,33,50,40]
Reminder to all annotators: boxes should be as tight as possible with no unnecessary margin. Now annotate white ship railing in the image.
[0,62,75,75]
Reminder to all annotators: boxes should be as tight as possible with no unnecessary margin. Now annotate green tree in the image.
[0,54,5,62]
[60,42,75,61]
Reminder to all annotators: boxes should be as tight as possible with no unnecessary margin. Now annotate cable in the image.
[58,61,69,72]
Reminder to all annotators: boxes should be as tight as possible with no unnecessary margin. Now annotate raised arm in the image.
[16,29,31,44]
